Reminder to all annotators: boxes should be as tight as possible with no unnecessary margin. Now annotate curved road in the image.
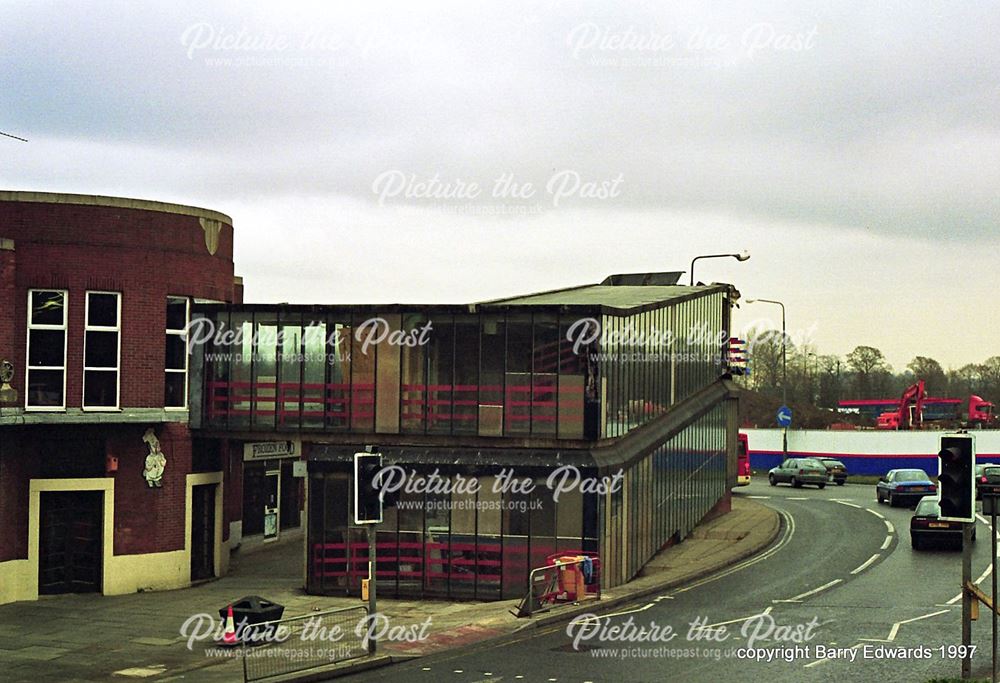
[344,480,1000,682]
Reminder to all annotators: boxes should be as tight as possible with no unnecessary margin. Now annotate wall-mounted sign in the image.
[243,440,299,462]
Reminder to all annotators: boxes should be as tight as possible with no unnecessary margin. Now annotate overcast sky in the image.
[2,1,998,372]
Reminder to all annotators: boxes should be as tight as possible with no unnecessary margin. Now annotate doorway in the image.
[38,490,103,594]
[190,483,217,581]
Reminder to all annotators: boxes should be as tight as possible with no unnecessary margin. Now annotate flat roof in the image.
[480,283,725,311]
[0,190,233,225]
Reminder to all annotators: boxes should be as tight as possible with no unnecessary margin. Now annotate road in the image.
[343,479,1000,682]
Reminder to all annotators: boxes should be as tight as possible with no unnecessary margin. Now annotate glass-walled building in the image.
[190,274,741,600]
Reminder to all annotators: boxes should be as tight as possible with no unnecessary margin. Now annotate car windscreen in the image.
[914,498,940,515]
[798,459,824,468]
[822,460,845,468]
[895,470,930,482]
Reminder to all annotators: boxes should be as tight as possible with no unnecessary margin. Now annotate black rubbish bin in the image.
[219,595,285,629]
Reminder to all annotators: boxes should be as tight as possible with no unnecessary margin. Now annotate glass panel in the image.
[28,330,64,367]
[279,318,303,429]
[27,369,63,406]
[453,315,479,434]
[84,370,117,407]
[85,330,118,369]
[165,372,186,408]
[252,315,278,430]
[480,314,504,436]
[504,314,531,436]
[350,315,375,432]
[165,334,187,371]
[327,320,351,429]
[31,291,65,326]
[400,313,427,434]
[166,297,188,331]
[301,321,327,429]
[532,315,558,436]
[87,293,118,327]
[426,316,454,435]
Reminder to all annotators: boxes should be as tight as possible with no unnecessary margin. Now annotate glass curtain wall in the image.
[600,403,728,587]
[306,467,595,600]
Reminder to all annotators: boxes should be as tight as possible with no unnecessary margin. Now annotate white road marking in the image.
[674,508,796,594]
[858,609,950,643]
[775,579,842,603]
[788,497,809,501]
[883,519,895,534]
[880,535,892,551]
[747,495,771,499]
[703,606,773,629]
[866,509,885,519]
[573,602,654,623]
[804,644,860,668]
[835,500,862,509]
[653,595,673,602]
[850,554,881,575]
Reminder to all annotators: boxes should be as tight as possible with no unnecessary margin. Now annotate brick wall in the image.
[0,196,236,408]
[111,423,192,555]
[0,441,29,562]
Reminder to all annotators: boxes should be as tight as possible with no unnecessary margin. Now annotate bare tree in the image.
[846,345,892,398]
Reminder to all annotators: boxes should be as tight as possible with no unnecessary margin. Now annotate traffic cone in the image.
[221,604,238,647]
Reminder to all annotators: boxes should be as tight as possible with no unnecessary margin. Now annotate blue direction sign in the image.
[777,405,793,428]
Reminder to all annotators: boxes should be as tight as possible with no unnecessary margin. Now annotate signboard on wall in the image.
[243,440,300,461]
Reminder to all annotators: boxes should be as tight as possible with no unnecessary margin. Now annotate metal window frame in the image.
[25,288,69,411]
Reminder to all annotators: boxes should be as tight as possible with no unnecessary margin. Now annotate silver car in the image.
[768,458,828,489]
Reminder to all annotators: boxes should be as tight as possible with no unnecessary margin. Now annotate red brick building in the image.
[0,191,242,603]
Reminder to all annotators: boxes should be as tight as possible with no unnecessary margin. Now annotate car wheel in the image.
[888,493,895,507]
[769,474,776,487]
[791,477,801,488]
[818,483,826,490]
[877,490,884,504]
[912,535,923,551]
[836,481,845,486]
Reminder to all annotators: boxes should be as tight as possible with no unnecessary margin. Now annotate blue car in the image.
[876,469,937,508]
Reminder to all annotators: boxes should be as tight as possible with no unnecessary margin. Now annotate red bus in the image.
[737,432,751,486]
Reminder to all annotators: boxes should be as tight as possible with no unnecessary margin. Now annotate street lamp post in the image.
[689,251,750,286]
[746,298,787,459]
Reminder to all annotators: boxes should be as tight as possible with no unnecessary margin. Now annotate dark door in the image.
[191,484,216,581]
[243,464,266,535]
[39,491,103,594]
[280,460,300,529]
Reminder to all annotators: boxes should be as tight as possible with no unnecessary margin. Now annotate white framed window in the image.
[83,291,121,410]
[165,296,190,408]
[26,289,68,410]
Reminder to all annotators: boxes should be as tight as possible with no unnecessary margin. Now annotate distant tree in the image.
[744,329,785,397]
[948,363,981,396]
[906,356,947,394]
[979,356,1000,403]
[815,354,844,408]
[846,345,892,398]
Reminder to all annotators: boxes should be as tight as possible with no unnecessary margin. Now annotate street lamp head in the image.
[745,298,757,304]
[734,250,750,262]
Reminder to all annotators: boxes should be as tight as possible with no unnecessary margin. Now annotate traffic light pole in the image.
[963,522,972,679]
[992,501,997,683]
[367,524,377,655]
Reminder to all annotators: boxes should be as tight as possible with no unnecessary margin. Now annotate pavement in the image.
[0,496,779,682]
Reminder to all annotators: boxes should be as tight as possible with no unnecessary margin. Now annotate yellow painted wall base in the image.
[0,474,230,606]
[103,550,189,595]
[0,560,32,604]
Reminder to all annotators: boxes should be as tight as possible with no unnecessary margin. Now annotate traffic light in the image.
[938,434,975,522]
[354,451,383,524]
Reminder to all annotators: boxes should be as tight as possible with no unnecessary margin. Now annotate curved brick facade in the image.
[0,192,241,603]
[0,192,238,407]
